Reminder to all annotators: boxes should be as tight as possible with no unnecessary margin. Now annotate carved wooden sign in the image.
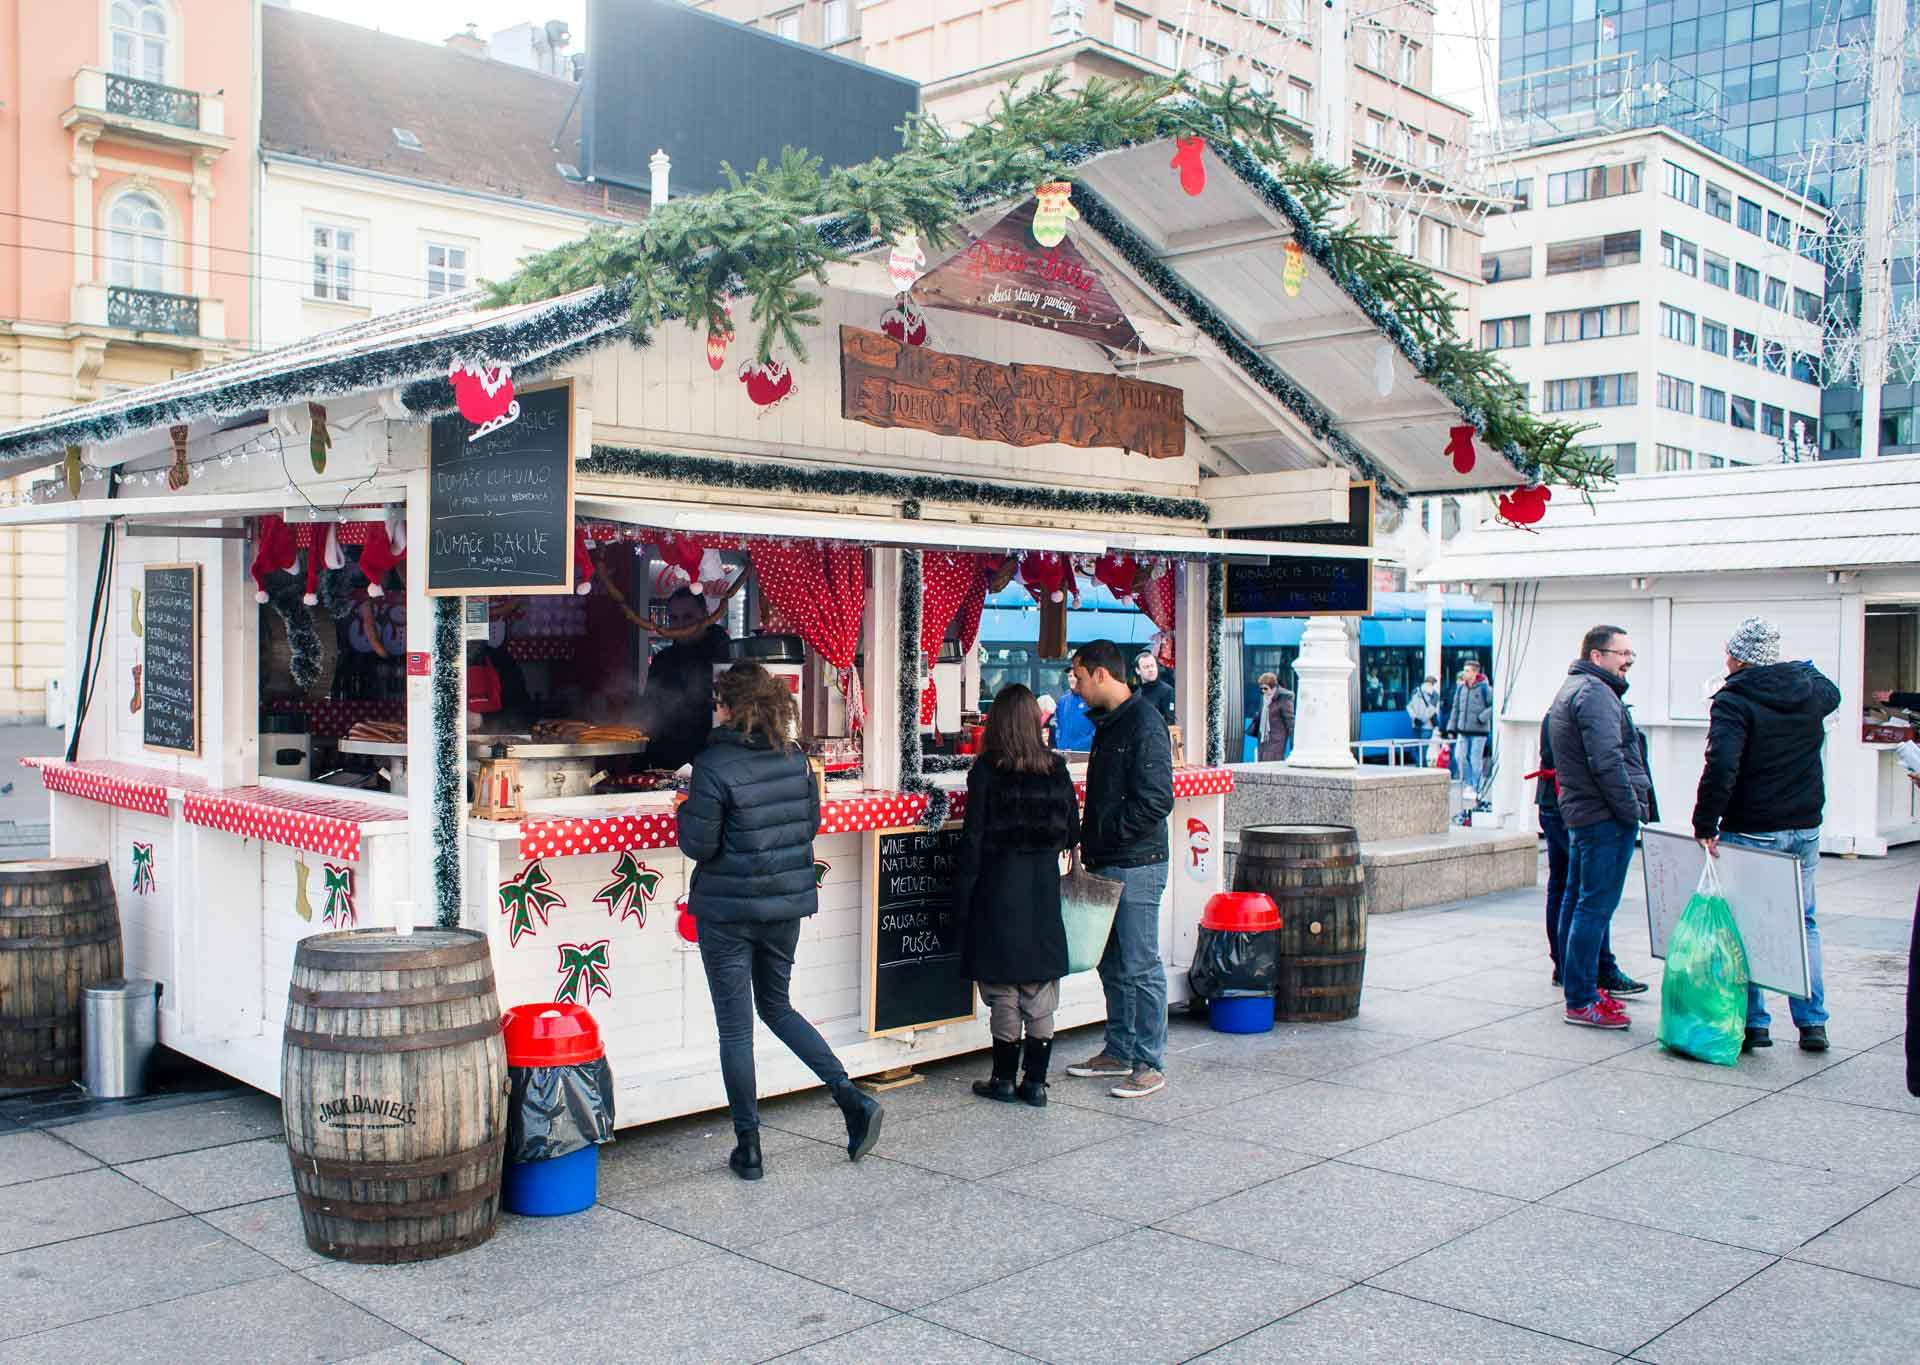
[838,326,1185,459]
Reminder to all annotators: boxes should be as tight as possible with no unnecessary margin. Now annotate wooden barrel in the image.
[1233,825,1367,1022]
[282,929,508,1264]
[0,859,123,1088]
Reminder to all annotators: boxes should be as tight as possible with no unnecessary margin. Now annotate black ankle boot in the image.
[1016,1037,1053,1107]
[834,1084,883,1162]
[972,1039,1020,1102]
[728,1130,763,1181]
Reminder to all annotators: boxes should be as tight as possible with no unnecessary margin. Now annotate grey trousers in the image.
[978,979,1060,1042]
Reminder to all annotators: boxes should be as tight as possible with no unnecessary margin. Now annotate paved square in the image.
[3,851,1917,1362]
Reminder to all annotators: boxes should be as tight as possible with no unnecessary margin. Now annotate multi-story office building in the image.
[1479,125,1827,473]
[1496,0,1894,455]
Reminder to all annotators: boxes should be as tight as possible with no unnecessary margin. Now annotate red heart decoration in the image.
[451,361,515,425]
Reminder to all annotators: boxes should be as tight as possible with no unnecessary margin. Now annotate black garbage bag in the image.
[1187,926,1279,1002]
[506,1057,617,1163]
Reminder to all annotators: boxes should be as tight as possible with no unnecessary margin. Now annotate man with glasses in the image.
[1548,626,1654,1030]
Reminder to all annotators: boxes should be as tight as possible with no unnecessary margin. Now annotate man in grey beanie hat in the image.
[1692,616,1841,1053]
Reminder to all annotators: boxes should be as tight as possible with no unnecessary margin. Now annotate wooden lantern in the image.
[470,755,524,821]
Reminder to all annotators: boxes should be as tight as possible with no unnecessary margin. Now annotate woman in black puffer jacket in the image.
[954,684,1080,1107]
[677,662,881,1181]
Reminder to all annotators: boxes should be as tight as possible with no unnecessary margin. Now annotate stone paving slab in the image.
[0,1167,184,1255]
[1325,988,1531,1040]
[117,1135,291,1212]
[874,1090,1154,1181]
[778,1314,1032,1363]
[1675,1090,1920,1183]
[1477,1063,1762,1139]
[0,1129,98,1187]
[1330,1040,1584,1105]
[1175,1077,1477,1157]
[198,1194,327,1271]
[1636,1259,1920,1364]
[1341,1104,1660,1199]
[51,1093,285,1165]
[1793,1051,1920,1114]
[987,1125,1313,1224]
[1789,1185,1920,1287]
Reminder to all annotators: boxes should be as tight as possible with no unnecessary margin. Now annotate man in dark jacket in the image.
[1133,651,1176,724]
[640,590,731,772]
[1692,616,1841,1053]
[1549,625,1654,1029]
[1450,661,1495,797]
[1064,638,1175,1099]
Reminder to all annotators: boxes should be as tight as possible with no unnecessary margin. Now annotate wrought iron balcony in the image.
[106,286,200,337]
[103,73,200,129]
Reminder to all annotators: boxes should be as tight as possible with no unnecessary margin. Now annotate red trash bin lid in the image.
[502,1002,604,1066]
[1201,891,1281,932]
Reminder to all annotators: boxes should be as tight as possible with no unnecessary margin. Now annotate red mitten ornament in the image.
[739,359,793,409]
[251,514,297,603]
[1446,424,1478,475]
[1496,483,1552,527]
[1171,137,1206,196]
[887,229,926,293]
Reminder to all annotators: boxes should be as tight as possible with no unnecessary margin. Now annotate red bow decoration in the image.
[1496,483,1552,528]
[1170,137,1206,196]
[1446,424,1478,474]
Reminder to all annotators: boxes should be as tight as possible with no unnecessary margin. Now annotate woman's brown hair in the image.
[982,683,1054,775]
[715,662,796,750]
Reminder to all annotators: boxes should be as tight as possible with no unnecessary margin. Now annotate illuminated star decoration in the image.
[593,851,661,927]
[321,863,356,927]
[499,860,566,946]
[555,939,612,1004]
[814,858,830,888]
[131,842,156,895]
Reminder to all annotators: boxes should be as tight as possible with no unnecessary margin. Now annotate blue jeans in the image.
[1092,861,1170,1071]
[1541,806,1616,978]
[1561,819,1639,1010]
[697,917,851,1134]
[1720,828,1828,1031]
[1458,735,1488,791]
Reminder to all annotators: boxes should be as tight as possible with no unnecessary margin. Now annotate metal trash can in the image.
[82,978,161,1098]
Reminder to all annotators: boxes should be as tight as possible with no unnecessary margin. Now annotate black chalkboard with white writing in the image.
[143,564,199,754]
[427,379,575,595]
[866,825,975,1036]
[1225,483,1374,617]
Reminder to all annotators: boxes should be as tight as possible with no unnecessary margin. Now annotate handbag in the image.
[1061,851,1124,975]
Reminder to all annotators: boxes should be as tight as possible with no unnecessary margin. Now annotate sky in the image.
[288,0,590,49]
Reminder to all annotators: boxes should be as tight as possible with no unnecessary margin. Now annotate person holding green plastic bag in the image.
[1658,858,1752,1066]
[1691,616,1841,1054]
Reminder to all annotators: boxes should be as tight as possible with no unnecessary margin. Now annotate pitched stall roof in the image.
[261,6,646,221]
[1421,457,1920,583]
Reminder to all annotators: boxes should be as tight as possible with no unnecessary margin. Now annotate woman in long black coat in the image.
[954,684,1080,1106]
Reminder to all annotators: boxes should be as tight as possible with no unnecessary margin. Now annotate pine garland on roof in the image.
[488,72,1606,491]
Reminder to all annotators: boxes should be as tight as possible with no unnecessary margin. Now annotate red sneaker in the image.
[1566,997,1630,1030]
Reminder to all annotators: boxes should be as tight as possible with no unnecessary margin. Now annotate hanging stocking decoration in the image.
[308,402,331,474]
[167,425,190,491]
[879,295,928,347]
[887,228,926,292]
[449,357,520,441]
[293,857,314,922]
[64,445,82,498]
[555,940,612,1004]
[251,514,297,603]
[1496,483,1552,528]
[1446,424,1478,475]
[129,664,142,714]
[1282,241,1307,297]
[1092,552,1140,603]
[573,525,596,595]
[1170,137,1207,196]
[654,532,709,595]
[320,863,356,927]
[739,358,794,411]
[705,299,735,372]
[1031,181,1080,246]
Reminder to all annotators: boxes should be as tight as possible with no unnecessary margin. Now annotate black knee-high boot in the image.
[1017,1037,1052,1107]
[972,1038,1020,1102]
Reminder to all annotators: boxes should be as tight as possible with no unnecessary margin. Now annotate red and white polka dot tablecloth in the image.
[183,786,402,860]
[505,639,576,662]
[269,698,405,741]
[24,758,180,816]
[520,808,681,859]
[1173,767,1235,799]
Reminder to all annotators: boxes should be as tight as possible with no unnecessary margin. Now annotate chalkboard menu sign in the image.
[865,825,976,1036]
[143,563,199,754]
[1225,482,1374,617]
[427,379,575,595]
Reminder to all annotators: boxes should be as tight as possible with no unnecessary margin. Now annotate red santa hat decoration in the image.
[251,514,296,604]
[1019,551,1079,607]
[355,508,407,598]
[654,532,726,598]
[573,525,596,595]
[304,521,343,606]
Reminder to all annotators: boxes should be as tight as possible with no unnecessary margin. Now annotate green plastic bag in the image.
[1658,858,1752,1067]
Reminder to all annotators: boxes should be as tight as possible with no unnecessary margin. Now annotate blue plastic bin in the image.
[1208,994,1276,1034]
[502,1143,599,1216]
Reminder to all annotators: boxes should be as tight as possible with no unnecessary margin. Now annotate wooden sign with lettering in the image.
[838,326,1185,459]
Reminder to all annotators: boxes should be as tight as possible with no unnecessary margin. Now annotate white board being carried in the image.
[1641,826,1811,997]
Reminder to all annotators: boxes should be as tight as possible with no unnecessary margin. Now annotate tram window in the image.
[1362,647,1420,713]
[1442,647,1488,687]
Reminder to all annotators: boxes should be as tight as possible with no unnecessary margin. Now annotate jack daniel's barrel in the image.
[0,859,123,1087]
[282,929,507,1264]
[1233,826,1366,1021]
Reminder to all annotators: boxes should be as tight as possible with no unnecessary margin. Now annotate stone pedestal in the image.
[1227,764,1449,842]
[1286,616,1356,769]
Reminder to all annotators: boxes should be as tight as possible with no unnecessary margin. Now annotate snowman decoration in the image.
[1032,181,1080,247]
[1185,817,1214,883]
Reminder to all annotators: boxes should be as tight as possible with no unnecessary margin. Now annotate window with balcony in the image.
[425,242,470,298]
[1425,219,1453,269]
[1545,301,1638,342]
[1192,42,1225,85]
[1661,231,1698,276]
[310,220,360,304]
[1546,160,1643,206]
[1765,276,1788,311]
[1701,386,1727,422]
[1366,26,1389,70]
[1112,11,1141,52]
[1705,182,1733,221]
[1545,231,1640,274]
[1660,304,1696,345]
[107,190,168,292]
[1048,0,1085,38]
[1365,113,1387,148]
[1481,316,1530,349]
[1544,373,1637,411]
[1657,444,1693,471]
[1704,251,1730,289]
[1702,319,1729,355]
[1249,63,1274,97]
[823,0,850,44]
[1735,264,1760,300]
[110,0,170,85]
[1731,395,1756,429]
[1247,0,1273,17]
[1657,373,1695,414]
[1664,160,1700,207]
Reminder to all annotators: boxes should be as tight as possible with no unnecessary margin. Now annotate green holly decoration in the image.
[814,858,829,888]
[320,863,356,927]
[593,851,661,927]
[555,939,611,1004]
[499,859,565,946]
